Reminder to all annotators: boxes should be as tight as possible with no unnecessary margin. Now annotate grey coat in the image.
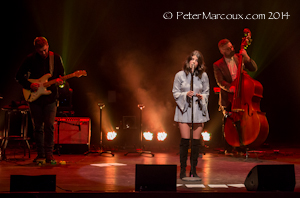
[172,71,210,123]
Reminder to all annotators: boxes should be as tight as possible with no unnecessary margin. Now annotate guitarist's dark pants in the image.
[29,101,57,157]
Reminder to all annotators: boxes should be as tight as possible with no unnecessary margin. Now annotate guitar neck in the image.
[43,73,75,87]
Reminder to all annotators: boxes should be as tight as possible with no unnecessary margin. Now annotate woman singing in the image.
[172,50,210,179]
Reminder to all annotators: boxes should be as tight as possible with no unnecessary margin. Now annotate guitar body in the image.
[23,73,52,102]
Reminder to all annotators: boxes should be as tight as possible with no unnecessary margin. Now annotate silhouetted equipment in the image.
[1,102,30,160]
[10,175,56,192]
[135,164,177,191]
[54,117,91,154]
[244,164,295,191]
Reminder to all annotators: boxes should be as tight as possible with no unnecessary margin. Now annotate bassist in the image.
[213,38,257,154]
[16,37,65,163]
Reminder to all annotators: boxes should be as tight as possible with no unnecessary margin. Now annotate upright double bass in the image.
[224,28,269,148]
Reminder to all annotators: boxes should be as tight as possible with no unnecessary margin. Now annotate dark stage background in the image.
[1,0,300,148]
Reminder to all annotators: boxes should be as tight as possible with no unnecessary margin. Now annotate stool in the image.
[0,104,30,160]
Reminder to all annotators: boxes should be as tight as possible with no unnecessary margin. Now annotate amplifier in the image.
[54,117,91,153]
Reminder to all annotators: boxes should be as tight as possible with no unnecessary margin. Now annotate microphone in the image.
[191,63,195,74]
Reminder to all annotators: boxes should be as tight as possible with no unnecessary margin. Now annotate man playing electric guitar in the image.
[16,37,65,163]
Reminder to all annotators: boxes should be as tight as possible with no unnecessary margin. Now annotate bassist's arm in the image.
[240,49,257,72]
[244,59,257,72]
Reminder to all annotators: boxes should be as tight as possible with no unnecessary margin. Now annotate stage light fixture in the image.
[157,131,167,141]
[107,131,117,141]
[201,131,211,141]
[143,131,153,141]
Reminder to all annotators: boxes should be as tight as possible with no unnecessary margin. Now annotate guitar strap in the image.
[49,51,54,76]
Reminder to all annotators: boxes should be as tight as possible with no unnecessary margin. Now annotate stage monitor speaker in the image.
[10,175,56,192]
[135,164,177,191]
[54,117,91,153]
[244,164,295,191]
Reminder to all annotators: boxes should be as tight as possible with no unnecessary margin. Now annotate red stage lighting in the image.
[213,87,221,94]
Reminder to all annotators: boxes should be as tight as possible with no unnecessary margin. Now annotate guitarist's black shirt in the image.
[16,51,65,105]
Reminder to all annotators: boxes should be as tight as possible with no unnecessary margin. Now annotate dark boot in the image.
[190,139,200,177]
[179,138,189,179]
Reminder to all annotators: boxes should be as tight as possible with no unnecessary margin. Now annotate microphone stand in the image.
[98,103,114,156]
[124,104,154,157]
[85,103,114,156]
[182,66,201,182]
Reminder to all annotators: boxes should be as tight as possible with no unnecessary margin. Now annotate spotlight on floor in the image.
[157,131,167,141]
[201,131,211,141]
[143,131,153,141]
[107,131,117,141]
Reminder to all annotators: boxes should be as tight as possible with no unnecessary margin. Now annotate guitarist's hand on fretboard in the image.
[56,76,64,85]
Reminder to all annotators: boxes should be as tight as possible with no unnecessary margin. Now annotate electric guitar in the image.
[23,70,87,102]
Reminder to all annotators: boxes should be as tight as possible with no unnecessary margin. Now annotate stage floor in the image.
[1,146,300,196]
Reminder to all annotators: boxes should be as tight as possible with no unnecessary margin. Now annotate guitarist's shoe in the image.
[46,155,56,164]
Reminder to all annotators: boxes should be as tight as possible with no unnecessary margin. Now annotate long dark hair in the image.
[183,50,206,78]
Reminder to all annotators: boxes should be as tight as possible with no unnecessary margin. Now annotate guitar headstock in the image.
[74,70,87,77]
[241,28,252,50]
